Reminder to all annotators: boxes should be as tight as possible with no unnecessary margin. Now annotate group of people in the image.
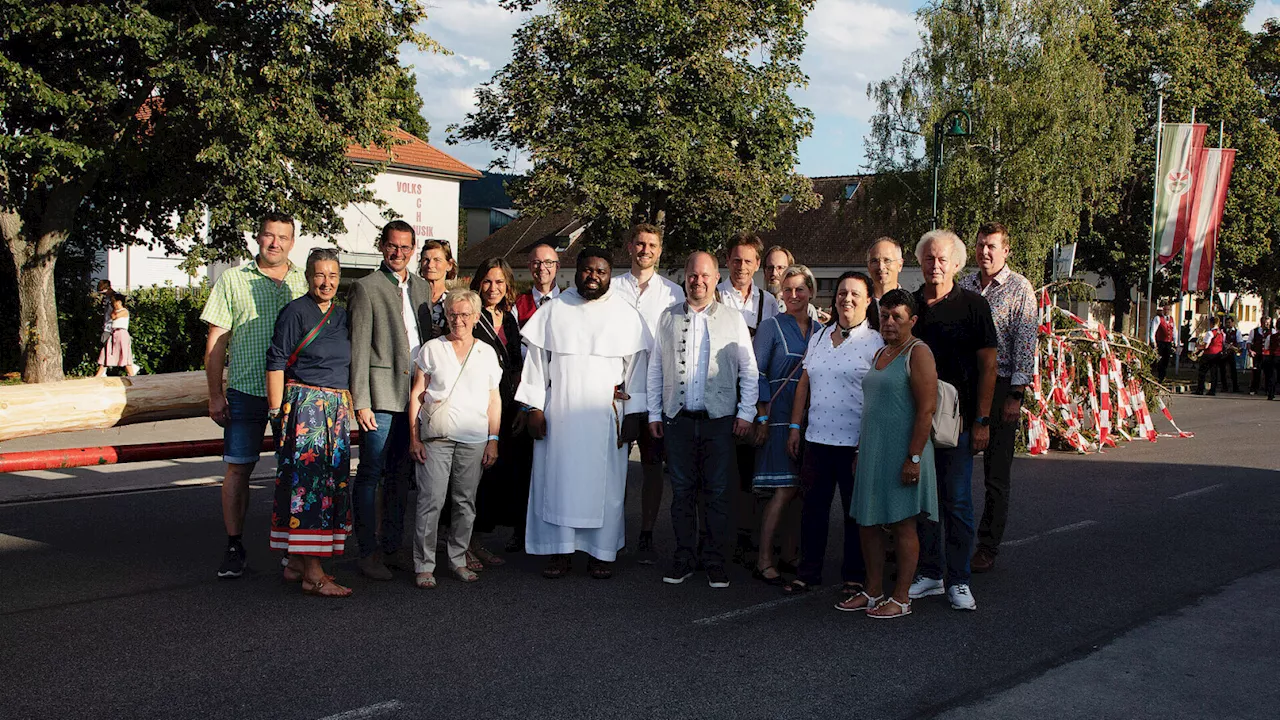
[1151,305,1280,399]
[201,212,1038,617]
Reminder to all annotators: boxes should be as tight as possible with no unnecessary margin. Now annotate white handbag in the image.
[903,339,961,449]
[420,342,475,441]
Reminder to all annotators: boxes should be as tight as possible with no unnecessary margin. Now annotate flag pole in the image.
[1209,120,1223,314]
[1146,95,1164,342]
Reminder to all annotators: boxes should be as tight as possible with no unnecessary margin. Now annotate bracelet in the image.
[756,415,769,423]
[487,434,500,442]
[788,423,801,430]
[267,407,282,420]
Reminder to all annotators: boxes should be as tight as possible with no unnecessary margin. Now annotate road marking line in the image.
[1004,520,1098,548]
[692,595,807,626]
[1169,483,1224,500]
[316,700,404,720]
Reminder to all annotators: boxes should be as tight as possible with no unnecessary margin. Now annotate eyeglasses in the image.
[531,260,560,269]
[446,312,476,321]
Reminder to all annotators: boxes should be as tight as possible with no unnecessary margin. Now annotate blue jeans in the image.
[223,388,268,465]
[664,413,735,567]
[797,443,863,586]
[354,410,410,557]
[917,430,975,586]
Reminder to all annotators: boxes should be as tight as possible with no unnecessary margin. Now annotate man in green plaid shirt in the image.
[201,212,307,579]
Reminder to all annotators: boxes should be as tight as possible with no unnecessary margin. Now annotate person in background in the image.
[408,290,502,588]
[96,279,115,349]
[1149,304,1178,383]
[1249,317,1271,395]
[266,248,353,597]
[1222,315,1242,393]
[1195,317,1226,396]
[844,289,939,618]
[420,240,456,338]
[762,246,795,296]
[515,242,562,327]
[347,221,432,581]
[95,292,139,377]
[612,224,684,565]
[866,237,904,331]
[784,272,882,596]
[1266,319,1280,401]
[908,229,997,612]
[201,211,307,579]
[1180,311,1195,363]
[469,258,533,559]
[750,265,816,585]
[960,222,1037,574]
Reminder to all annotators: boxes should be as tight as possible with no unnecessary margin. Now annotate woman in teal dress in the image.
[844,289,939,618]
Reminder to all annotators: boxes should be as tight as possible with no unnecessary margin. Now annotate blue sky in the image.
[408,1,1278,179]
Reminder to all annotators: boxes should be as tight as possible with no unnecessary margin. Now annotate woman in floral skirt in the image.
[265,248,354,598]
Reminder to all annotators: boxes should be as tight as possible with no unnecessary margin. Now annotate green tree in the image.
[866,0,1136,283]
[1,1,439,382]
[449,0,819,251]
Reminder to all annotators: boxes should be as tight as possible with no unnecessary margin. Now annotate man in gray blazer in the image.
[348,220,435,579]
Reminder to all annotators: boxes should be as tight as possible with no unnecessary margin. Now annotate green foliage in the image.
[0,0,440,381]
[450,0,820,251]
[123,283,212,375]
[866,0,1137,283]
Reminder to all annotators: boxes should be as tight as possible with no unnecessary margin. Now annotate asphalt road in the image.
[1,394,1278,720]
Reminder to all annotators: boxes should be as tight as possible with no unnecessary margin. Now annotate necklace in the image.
[835,316,864,339]
[882,338,914,364]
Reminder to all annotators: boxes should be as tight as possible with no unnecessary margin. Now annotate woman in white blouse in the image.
[782,272,884,595]
[409,290,502,588]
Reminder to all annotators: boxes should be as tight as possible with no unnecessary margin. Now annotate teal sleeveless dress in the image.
[850,344,939,526]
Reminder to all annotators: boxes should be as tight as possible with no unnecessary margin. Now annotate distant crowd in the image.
[202,212,1041,618]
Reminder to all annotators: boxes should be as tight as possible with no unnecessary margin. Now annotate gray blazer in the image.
[348,267,435,413]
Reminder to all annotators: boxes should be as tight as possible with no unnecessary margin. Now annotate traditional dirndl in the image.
[269,381,353,557]
[97,328,134,367]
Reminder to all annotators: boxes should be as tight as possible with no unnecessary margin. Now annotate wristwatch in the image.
[976,416,990,426]
[909,454,921,464]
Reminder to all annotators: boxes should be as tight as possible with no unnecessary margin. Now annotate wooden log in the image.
[0,371,210,442]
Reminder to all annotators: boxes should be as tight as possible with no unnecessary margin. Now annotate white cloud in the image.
[1246,2,1278,32]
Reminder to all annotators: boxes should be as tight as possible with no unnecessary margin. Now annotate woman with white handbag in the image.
[408,290,502,588]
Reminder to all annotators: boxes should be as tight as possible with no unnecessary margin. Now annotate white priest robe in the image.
[515,287,649,561]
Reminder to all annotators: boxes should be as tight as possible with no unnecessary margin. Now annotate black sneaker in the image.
[636,532,657,565]
[706,564,730,588]
[663,560,694,585]
[217,543,245,579]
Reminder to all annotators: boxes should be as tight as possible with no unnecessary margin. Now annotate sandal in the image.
[835,591,884,613]
[301,578,353,598]
[471,544,505,567]
[464,550,484,572]
[782,579,814,594]
[542,555,571,579]
[284,568,334,584]
[587,559,613,580]
[867,597,912,619]
[414,572,437,589]
[452,566,480,583]
[753,566,786,586]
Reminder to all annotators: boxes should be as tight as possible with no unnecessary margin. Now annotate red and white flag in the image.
[1182,148,1235,293]
[1154,123,1208,266]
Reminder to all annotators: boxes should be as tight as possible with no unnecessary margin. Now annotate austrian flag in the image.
[1153,123,1208,267]
[1182,148,1235,293]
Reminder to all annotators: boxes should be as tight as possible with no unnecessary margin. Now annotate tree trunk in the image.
[1112,282,1130,334]
[13,243,63,383]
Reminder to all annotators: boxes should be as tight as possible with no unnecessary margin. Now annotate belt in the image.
[676,409,710,420]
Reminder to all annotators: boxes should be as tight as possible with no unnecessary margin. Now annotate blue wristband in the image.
[756,415,769,423]
[788,423,801,430]
[487,434,500,442]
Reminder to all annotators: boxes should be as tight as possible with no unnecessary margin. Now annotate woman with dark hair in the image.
[845,288,939,618]
[467,257,533,562]
[96,291,139,377]
[266,248,354,597]
[783,271,882,595]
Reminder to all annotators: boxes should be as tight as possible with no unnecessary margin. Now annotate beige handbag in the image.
[901,339,961,449]
[420,341,476,441]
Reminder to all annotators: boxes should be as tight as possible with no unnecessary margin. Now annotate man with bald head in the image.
[648,252,758,588]
[866,236,904,330]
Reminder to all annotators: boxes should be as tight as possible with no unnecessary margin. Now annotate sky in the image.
[407,1,1279,179]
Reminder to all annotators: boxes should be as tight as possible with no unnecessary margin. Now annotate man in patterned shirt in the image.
[202,212,308,579]
[960,222,1038,574]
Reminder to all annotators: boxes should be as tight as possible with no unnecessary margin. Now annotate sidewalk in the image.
[936,567,1280,719]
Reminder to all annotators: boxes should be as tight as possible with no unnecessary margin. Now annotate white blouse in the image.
[802,320,883,447]
[415,337,502,444]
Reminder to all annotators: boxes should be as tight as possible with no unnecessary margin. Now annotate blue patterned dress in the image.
[752,313,815,489]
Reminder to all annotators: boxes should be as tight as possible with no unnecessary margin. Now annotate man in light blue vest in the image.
[647,252,758,589]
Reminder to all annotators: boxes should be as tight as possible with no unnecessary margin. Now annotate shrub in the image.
[124,283,212,374]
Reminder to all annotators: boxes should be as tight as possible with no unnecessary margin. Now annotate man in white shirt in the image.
[648,252,758,588]
[611,223,684,564]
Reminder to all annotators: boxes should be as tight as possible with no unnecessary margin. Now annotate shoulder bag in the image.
[420,340,476,441]
[901,339,961,449]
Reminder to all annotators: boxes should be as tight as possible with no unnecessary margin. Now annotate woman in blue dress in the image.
[750,265,816,584]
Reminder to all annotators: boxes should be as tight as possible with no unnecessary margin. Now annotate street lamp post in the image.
[931,109,973,229]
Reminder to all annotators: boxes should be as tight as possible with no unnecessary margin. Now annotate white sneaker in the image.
[948,583,977,611]
[908,575,945,599]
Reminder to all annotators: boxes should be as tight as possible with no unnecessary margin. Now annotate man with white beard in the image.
[516,247,650,579]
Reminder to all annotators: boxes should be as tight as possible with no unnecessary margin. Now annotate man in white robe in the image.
[516,247,649,578]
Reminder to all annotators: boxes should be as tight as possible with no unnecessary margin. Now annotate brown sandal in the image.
[464,550,485,572]
[587,559,613,580]
[301,578,352,598]
[471,544,505,566]
[542,555,571,579]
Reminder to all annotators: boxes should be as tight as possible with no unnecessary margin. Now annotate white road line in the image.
[1003,520,1099,548]
[1169,483,1224,500]
[316,700,404,720]
[692,595,808,626]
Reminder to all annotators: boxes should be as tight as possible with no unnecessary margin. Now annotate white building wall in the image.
[99,232,207,291]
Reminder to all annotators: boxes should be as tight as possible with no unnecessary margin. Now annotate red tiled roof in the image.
[346,128,482,180]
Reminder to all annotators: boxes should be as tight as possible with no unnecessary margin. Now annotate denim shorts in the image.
[223,388,269,465]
